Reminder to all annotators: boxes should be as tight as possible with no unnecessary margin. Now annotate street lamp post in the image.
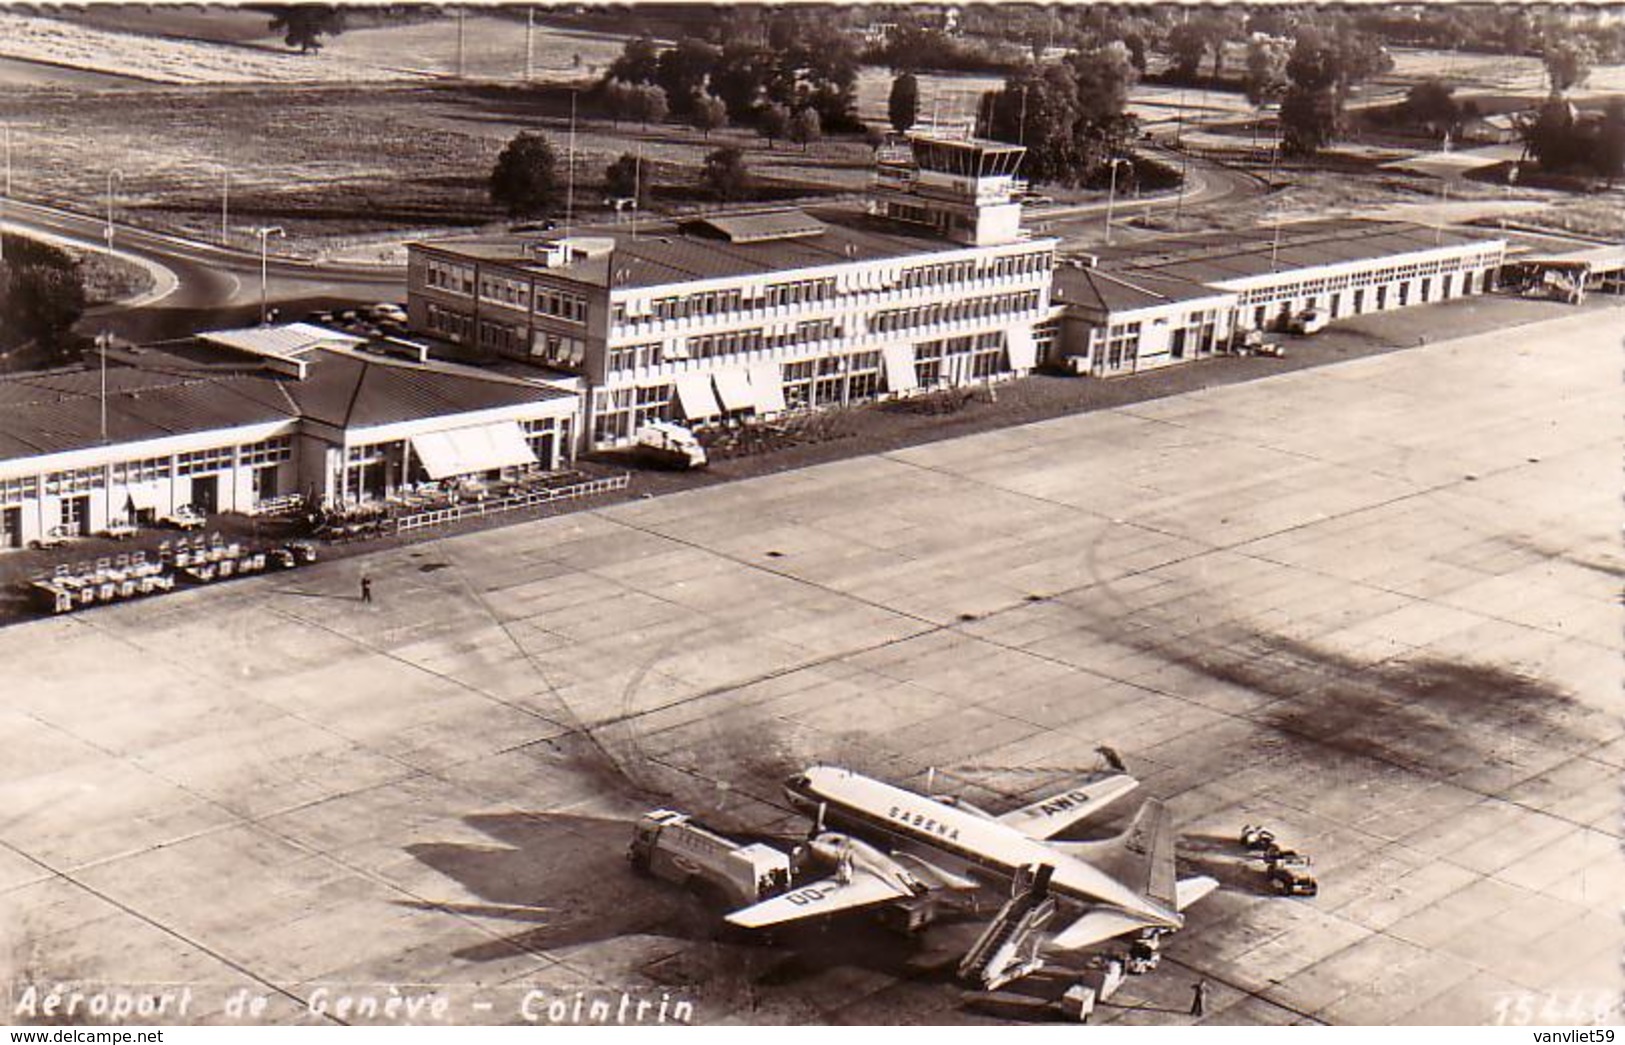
[254,226,285,325]
[1104,156,1132,246]
[104,168,124,253]
[96,331,112,444]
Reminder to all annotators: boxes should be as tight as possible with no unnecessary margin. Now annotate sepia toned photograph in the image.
[0,0,1620,1029]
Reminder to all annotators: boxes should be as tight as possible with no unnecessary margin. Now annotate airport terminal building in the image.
[407,130,1508,439]
[408,132,1059,449]
[0,325,576,549]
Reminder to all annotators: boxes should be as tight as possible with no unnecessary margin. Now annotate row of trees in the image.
[489,131,757,217]
[1521,99,1625,186]
[601,11,864,146]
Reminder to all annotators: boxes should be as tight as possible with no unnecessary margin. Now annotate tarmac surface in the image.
[0,305,1620,1026]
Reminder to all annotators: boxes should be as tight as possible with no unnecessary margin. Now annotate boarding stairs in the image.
[958,864,1057,991]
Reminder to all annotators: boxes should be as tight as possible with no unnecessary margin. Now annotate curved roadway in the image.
[3,198,406,341]
[1029,144,1267,249]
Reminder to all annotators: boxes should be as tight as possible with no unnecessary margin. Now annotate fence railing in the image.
[392,473,629,536]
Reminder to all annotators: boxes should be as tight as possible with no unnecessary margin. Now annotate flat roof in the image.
[197,323,364,364]
[417,207,1041,290]
[1096,219,1503,287]
[0,332,574,465]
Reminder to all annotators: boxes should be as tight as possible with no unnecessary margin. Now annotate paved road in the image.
[1031,145,1265,249]
[3,198,405,341]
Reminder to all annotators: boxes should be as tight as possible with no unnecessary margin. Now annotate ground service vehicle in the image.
[100,519,140,540]
[628,810,790,908]
[1265,851,1318,896]
[634,422,708,470]
[162,505,206,531]
[1289,308,1328,335]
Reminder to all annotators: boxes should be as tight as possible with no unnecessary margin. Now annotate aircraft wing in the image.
[1048,907,1156,952]
[996,774,1139,840]
[725,873,911,929]
[1047,875,1220,952]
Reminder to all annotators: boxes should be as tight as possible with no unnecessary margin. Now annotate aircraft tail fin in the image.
[1142,798,1177,910]
[1049,798,1181,915]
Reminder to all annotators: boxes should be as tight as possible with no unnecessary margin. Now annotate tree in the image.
[984,42,1138,188]
[266,5,345,54]
[603,153,650,206]
[657,37,721,115]
[788,107,823,151]
[1402,79,1460,138]
[0,235,87,370]
[1120,31,1148,74]
[758,102,791,148]
[608,37,661,84]
[1543,37,1595,96]
[689,93,728,139]
[1280,86,1340,156]
[489,132,559,218]
[712,40,770,122]
[1166,22,1208,80]
[600,79,637,126]
[1279,30,1343,156]
[888,72,920,134]
[1243,36,1289,107]
[1331,30,1394,92]
[630,83,669,127]
[702,146,750,201]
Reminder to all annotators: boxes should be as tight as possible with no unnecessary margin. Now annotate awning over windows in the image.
[749,363,787,414]
[883,344,918,392]
[713,369,756,413]
[674,372,722,421]
[1006,326,1037,371]
[410,422,537,480]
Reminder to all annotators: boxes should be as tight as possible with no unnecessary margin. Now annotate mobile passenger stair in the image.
[958,863,1057,991]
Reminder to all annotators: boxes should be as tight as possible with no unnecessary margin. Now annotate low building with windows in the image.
[0,324,577,550]
[408,129,1059,449]
[1049,265,1237,376]
[1052,219,1507,374]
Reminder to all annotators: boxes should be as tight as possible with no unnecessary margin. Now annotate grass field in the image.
[0,81,877,248]
[1502,196,1625,241]
[0,9,625,85]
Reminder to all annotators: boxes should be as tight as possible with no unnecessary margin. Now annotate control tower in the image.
[873,124,1028,247]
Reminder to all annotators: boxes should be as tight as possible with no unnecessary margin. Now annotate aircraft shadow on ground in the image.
[402,809,972,984]
[1176,833,1279,898]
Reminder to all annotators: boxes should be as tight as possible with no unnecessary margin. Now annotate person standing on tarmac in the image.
[360,575,373,604]
[1190,979,1210,1017]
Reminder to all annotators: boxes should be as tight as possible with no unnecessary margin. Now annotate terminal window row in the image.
[611,250,1054,325]
[531,329,588,367]
[871,289,1041,334]
[44,467,108,495]
[426,259,476,296]
[1236,253,1493,307]
[477,277,590,324]
[177,447,236,476]
[425,302,474,343]
[6,441,295,503]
